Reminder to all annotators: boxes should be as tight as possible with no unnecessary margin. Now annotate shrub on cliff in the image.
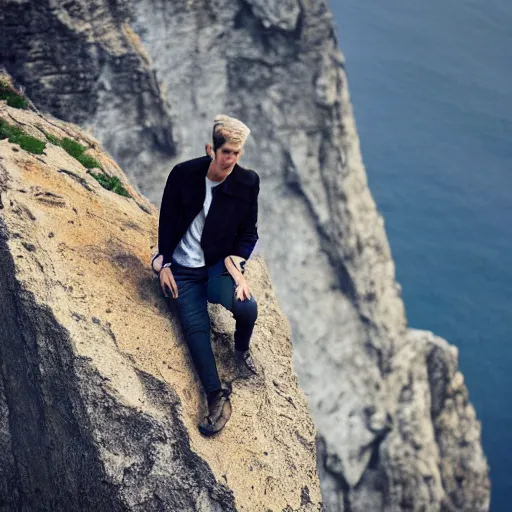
[0,79,28,109]
[0,119,45,154]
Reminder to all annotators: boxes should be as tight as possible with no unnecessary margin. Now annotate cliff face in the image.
[0,1,490,510]
[0,99,321,511]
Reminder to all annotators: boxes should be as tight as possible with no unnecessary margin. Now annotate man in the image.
[152,114,260,436]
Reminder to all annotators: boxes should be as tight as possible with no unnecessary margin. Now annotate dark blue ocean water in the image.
[330,1,512,509]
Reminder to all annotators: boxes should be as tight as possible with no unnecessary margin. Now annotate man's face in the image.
[215,142,242,171]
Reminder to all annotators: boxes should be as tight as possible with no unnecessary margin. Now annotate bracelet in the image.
[228,256,247,275]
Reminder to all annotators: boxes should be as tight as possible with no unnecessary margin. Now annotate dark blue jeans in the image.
[168,258,258,395]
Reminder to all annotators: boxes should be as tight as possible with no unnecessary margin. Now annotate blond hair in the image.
[212,114,251,151]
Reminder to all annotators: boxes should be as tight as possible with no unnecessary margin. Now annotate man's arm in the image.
[231,173,260,260]
[158,165,182,265]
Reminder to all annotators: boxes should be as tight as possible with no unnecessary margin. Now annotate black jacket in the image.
[158,156,260,266]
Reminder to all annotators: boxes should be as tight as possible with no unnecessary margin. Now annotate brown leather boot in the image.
[198,387,232,436]
[235,349,258,377]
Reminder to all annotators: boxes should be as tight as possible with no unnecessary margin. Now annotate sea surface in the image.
[330,1,512,509]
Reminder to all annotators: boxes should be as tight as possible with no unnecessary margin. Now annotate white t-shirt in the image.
[172,176,224,267]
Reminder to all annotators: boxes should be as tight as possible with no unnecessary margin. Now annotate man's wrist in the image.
[226,255,246,273]
[151,253,163,277]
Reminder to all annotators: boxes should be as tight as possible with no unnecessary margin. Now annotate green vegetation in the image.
[87,171,131,197]
[40,127,103,170]
[41,129,130,197]
[0,80,131,198]
[60,137,87,159]
[0,80,28,109]
[77,153,103,170]
[0,120,131,198]
[59,137,103,171]
[48,135,130,196]
[0,119,46,154]
[44,131,61,146]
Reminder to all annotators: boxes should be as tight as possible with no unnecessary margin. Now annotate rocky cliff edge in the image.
[0,92,322,511]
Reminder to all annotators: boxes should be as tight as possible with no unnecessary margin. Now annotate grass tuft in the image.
[60,137,87,159]
[0,119,46,154]
[44,132,61,146]
[77,153,102,170]
[0,80,28,109]
[59,137,103,170]
[5,121,131,198]
[87,171,131,197]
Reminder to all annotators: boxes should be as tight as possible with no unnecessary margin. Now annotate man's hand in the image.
[160,267,179,299]
[234,276,252,301]
[224,255,252,301]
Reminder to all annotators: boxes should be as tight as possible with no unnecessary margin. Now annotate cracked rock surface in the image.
[0,1,491,509]
[0,100,321,511]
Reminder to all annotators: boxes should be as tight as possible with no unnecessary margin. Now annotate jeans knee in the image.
[234,297,258,324]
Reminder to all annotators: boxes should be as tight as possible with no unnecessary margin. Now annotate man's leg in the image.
[207,260,258,363]
[232,295,258,352]
[172,264,222,395]
[172,264,232,436]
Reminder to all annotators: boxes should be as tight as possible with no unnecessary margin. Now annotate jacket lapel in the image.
[221,164,252,201]
[181,158,208,206]
[201,164,250,245]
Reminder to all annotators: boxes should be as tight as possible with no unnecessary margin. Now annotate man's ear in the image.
[205,143,215,160]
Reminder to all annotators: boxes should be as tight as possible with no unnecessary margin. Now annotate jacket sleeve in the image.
[232,173,260,260]
[158,165,182,265]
